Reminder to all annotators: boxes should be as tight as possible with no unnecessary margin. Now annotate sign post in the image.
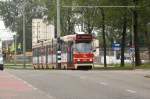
[129,47,135,69]
[112,42,121,59]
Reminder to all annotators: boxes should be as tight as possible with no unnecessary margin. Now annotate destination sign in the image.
[76,34,92,41]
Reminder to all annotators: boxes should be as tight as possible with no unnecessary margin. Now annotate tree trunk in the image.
[148,47,150,63]
[133,8,141,66]
[120,16,127,67]
[87,21,93,34]
[101,8,107,68]
[144,29,150,63]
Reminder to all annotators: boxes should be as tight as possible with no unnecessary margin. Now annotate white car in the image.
[0,54,4,70]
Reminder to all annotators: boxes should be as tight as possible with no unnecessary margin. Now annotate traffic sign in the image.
[112,43,121,51]
[129,47,135,55]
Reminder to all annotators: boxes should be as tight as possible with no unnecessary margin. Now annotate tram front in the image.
[73,34,94,70]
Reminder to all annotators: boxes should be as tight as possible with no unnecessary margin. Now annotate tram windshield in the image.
[75,42,92,53]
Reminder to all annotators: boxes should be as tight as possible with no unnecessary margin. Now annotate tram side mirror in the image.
[73,48,78,52]
[93,49,96,52]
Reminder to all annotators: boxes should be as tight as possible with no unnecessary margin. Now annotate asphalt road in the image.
[1,69,150,99]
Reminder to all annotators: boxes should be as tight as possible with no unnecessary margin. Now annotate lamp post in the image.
[22,0,26,69]
[13,32,17,66]
[131,13,135,69]
[57,0,61,38]
[57,0,61,69]
[147,23,150,63]
[37,22,40,43]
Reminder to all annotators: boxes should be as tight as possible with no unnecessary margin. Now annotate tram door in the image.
[67,42,73,67]
[45,45,48,68]
[37,48,40,65]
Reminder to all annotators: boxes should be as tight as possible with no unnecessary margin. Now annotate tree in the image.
[41,0,149,66]
[1,0,149,65]
[138,0,150,63]
[0,0,45,51]
[109,0,131,67]
[133,0,141,66]
[40,0,76,36]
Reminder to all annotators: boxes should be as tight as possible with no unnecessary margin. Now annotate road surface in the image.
[1,69,150,99]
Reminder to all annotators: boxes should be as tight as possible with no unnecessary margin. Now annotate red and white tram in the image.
[32,34,94,70]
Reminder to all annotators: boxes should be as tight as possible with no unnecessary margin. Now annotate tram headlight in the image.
[77,59,80,62]
[90,59,93,62]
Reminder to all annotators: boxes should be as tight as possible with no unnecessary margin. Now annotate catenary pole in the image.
[23,2,26,68]
[57,0,61,69]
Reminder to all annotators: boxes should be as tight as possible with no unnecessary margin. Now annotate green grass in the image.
[94,64,132,70]
[136,63,150,69]
[4,63,150,70]
[4,63,32,66]
[4,63,33,70]
[110,63,150,70]
[94,65,133,70]
[94,63,150,70]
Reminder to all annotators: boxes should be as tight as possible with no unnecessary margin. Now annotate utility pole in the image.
[57,0,61,38]
[101,8,107,68]
[57,0,61,69]
[131,12,135,69]
[23,3,26,68]
[37,22,39,43]
[14,33,17,66]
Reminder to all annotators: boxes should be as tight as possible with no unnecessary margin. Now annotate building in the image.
[93,39,99,57]
[32,19,55,46]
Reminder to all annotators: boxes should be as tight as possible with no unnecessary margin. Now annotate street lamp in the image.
[147,23,150,63]
[22,0,26,69]
[37,22,40,43]
[12,32,18,66]
[131,8,136,69]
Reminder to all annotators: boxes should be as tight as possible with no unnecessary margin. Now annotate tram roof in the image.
[61,34,93,42]
[61,34,76,42]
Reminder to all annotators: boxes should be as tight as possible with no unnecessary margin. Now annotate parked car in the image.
[0,54,3,70]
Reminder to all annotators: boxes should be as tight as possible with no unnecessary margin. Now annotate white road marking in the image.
[126,89,137,94]
[100,82,108,86]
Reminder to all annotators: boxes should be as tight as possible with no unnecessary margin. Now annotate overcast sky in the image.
[0,0,14,41]
[0,19,13,41]
[0,0,6,1]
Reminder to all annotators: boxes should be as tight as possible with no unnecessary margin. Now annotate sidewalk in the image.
[0,71,53,99]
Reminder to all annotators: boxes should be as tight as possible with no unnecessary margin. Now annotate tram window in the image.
[75,43,92,53]
[32,49,34,56]
[48,45,50,55]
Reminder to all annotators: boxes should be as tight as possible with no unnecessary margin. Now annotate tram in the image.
[32,34,95,70]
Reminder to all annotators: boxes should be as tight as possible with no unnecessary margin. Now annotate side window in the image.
[36,48,38,57]
[32,49,34,56]
[44,46,46,55]
[37,48,39,56]
[49,45,51,55]
[64,44,67,53]
[61,42,66,53]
